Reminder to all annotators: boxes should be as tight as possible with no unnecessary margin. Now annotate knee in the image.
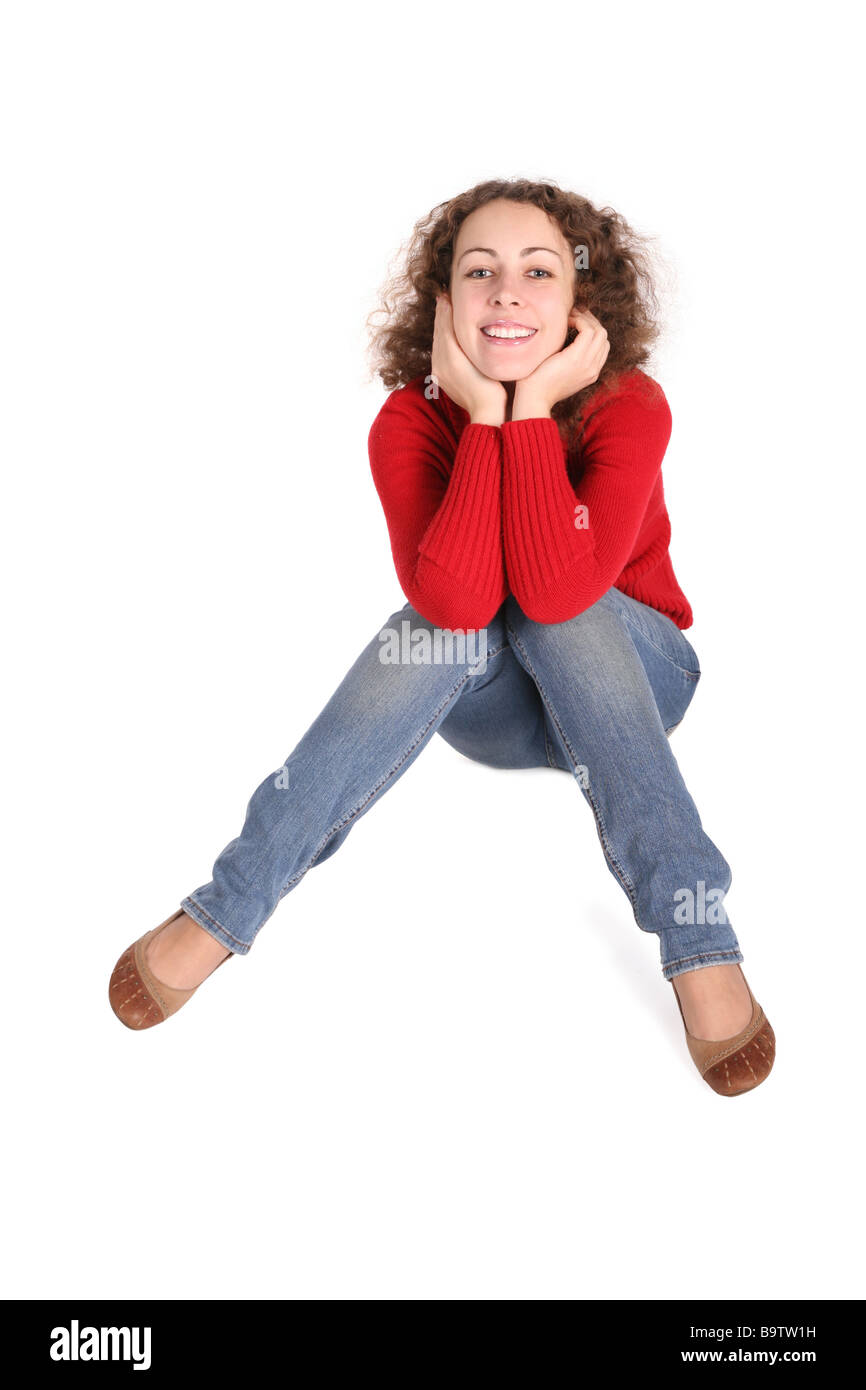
[381,601,507,659]
[505,591,616,644]
[505,592,635,692]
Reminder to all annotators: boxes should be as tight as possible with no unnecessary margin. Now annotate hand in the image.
[431,293,507,423]
[512,308,610,417]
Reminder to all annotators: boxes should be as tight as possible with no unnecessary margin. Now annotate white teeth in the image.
[482,326,536,339]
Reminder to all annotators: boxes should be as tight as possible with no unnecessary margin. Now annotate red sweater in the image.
[367,368,693,631]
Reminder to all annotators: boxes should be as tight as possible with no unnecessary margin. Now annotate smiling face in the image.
[447,198,577,383]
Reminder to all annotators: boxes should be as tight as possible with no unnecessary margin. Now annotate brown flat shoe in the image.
[671,964,775,1096]
[109,908,232,1030]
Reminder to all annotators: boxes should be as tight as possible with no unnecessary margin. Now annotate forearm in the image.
[500,416,596,621]
[406,424,508,628]
[369,383,513,631]
[500,381,673,623]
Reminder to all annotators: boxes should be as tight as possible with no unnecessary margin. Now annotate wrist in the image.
[510,385,552,421]
[468,391,506,426]
[469,409,505,426]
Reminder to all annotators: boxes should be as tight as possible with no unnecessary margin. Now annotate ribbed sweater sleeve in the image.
[368,385,507,629]
[500,375,674,623]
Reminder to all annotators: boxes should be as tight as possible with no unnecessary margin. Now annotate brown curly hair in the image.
[365,177,667,450]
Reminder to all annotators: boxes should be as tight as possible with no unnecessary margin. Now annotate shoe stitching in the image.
[701,1012,768,1070]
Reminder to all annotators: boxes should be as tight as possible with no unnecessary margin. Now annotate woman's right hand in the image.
[431,294,507,425]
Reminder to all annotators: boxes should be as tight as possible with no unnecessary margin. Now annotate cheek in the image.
[459,328,483,363]
[453,310,476,351]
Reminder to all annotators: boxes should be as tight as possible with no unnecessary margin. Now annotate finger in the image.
[572,308,605,331]
[576,321,608,353]
[565,316,598,348]
[567,309,600,339]
[594,342,611,373]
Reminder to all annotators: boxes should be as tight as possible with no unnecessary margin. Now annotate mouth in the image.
[480,321,538,346]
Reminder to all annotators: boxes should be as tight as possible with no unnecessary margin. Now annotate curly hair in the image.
[365,177,667,450]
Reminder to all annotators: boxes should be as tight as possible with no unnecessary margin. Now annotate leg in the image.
[435,624,562,770]
[178,602,511,955]
[502,589,744,985]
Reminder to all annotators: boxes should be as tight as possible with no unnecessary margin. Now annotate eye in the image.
[465,267,553,280]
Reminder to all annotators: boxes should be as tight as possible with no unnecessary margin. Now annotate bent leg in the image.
[503,591,743,980]
[435,619,561,770]
[181,602,508,953]
[603,585,703,738]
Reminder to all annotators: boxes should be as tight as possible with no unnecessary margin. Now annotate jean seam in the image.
[504,618,644,927]
[543,725,562,769]
[181,897,250,951]
[663,948,743,976]
[255,642,512,917]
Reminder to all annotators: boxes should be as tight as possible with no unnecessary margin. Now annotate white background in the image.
[2,0,863,1301]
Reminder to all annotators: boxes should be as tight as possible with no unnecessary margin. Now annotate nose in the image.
[490,279,523,306]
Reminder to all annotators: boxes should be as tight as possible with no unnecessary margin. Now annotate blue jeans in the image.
[180,588,743,980]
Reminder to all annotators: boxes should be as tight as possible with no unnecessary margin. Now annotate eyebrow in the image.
[456,245,563,264]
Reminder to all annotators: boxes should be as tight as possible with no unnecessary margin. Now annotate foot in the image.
[145,910,232,990]
[671,964,753,1041]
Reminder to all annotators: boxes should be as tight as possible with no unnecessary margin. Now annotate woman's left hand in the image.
[514,308,610,413]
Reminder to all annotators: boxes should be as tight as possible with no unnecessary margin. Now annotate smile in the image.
[480,325,538,343]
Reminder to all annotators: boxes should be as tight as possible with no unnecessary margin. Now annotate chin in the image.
[463,349,544,383]
[498,363,543,384]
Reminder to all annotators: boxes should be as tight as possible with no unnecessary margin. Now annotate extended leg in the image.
[503,591,743,980]
[180,602,509,953]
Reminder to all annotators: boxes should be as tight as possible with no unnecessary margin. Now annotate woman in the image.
[109,178,775,1096]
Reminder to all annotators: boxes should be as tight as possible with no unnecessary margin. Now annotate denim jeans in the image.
[180,587,743,980]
